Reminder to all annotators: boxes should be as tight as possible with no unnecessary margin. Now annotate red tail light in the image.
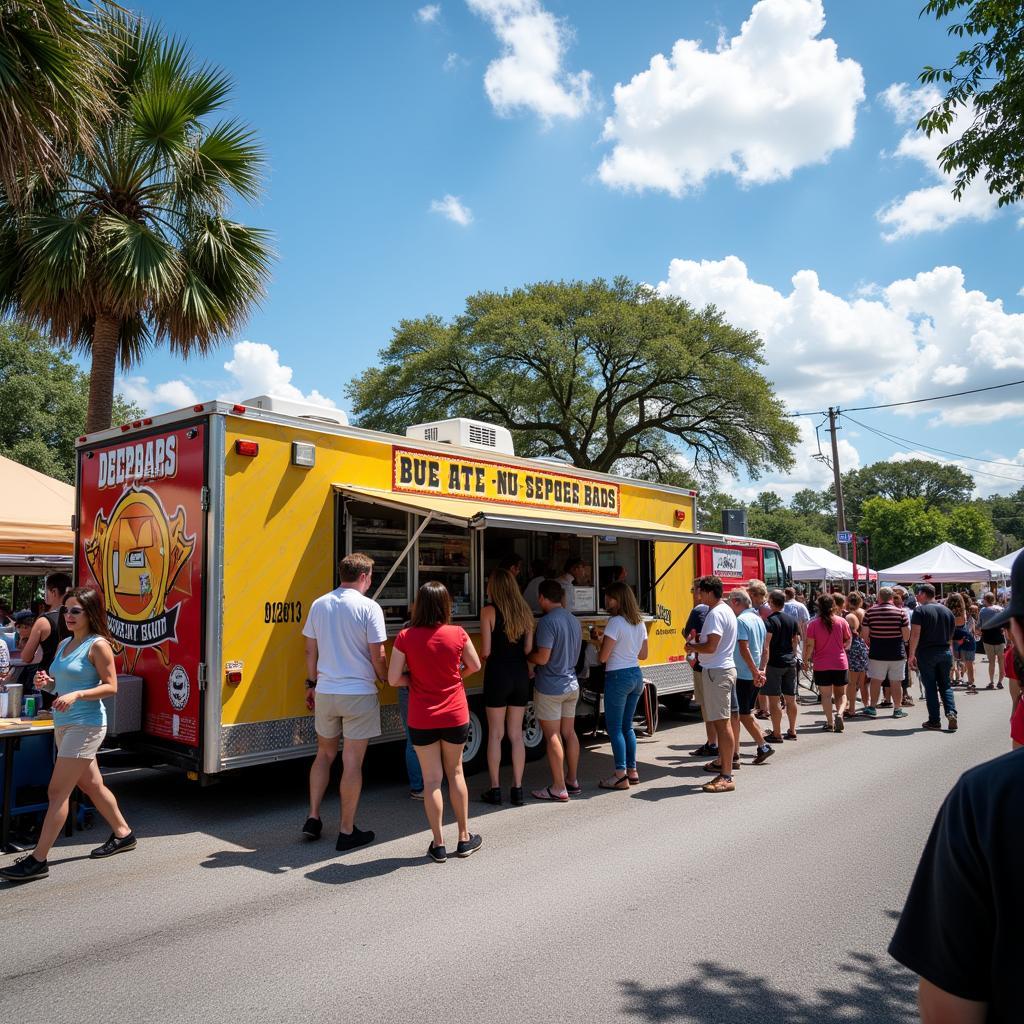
[235,440,259,457]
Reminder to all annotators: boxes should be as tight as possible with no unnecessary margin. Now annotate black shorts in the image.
[483,669,531,708]
[408,723,470,747]
[814,669,848,688]
[763,665,797,697]
[735,678,760,716]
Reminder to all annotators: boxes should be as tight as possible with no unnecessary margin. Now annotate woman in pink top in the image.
[804,593,852,733]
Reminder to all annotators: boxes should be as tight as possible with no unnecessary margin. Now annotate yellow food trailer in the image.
[75,396,783,780]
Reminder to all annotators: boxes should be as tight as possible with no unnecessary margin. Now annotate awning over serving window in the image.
[332,484,713,546]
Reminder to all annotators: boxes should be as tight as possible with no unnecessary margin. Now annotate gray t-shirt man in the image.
[534,605,582,696]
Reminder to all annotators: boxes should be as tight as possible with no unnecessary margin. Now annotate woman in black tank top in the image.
[479,569,535,807]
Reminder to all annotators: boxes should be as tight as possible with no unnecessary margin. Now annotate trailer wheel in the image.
[523,701,546,762]
[461,702,487,775]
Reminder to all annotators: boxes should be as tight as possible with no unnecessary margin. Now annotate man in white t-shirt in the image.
[301,552,388,851]
[685,575,739,793]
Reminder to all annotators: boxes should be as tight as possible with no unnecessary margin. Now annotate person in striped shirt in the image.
[861,587,911,719]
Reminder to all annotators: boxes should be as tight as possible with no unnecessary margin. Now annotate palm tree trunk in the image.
[86,314,122,433]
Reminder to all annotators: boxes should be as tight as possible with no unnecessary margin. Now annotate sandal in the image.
[702,775,735,793]
[627,771,640,784]
[565,781,582,796]
[531,786,569,802]
[599,774,630,790]
[703,758,741,773]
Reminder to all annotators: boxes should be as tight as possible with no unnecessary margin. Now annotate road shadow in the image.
[620,951,918,1023]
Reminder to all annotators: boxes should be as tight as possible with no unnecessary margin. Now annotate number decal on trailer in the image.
[264,601,303,624]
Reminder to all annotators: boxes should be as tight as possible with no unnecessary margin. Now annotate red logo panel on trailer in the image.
[78,426,205,748]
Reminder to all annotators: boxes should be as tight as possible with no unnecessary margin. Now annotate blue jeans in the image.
[397,687,423,791]
[918,650,956,723]
[603,667,645,771]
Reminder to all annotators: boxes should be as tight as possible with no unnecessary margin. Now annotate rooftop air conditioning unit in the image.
[241,395,349,427]
[406,418,514,455]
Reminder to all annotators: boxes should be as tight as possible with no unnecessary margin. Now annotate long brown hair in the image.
[487,568,534,643]
[605,581,643,625]
[817,593,836,633]
[410,581,451,628]
[946,593,965,617]
[63,586,112,643]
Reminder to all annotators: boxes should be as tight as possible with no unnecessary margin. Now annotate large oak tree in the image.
[347,278,798,482]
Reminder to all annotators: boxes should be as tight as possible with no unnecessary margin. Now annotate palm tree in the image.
[0,1,111,199]
[0,13,273,431]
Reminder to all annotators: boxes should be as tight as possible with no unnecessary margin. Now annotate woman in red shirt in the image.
[390,581,483,863]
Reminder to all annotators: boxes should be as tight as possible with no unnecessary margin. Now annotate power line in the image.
[843,414,1024,485]
[788,376,1024,418]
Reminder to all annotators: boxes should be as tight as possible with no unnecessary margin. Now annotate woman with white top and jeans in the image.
[597,582,649,790]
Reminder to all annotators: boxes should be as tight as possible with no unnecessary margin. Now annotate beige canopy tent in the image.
[0,454,75,566]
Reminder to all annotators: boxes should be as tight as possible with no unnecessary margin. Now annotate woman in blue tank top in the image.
[0,587,136,884]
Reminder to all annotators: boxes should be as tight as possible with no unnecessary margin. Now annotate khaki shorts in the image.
[692,668,704,708]
[702,667,737,722]
[533,689,579,722]
[983,642,1005,661]
[55,725,106,759]
[868,659,906,683]
[314,691,381,741]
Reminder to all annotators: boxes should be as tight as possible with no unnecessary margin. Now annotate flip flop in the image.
[565,781,582,796]
[598,775,630,790]
[531,786,569,802]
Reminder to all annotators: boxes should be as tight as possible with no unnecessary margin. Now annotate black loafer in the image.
[90,832,137,859]
[336,827,374,852]
[0,854,48,882]
[302,816,322,839]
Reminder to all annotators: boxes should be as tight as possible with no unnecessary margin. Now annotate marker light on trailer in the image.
[235,440,259,457]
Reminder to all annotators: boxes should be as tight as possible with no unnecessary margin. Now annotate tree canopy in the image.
[837,458,976,520]
[857,497,949,568]
[919,0,1024,207]
[0,320,142,481]
[0,12,273,431]
[347,278,798,482]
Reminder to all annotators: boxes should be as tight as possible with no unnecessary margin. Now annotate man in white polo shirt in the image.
[686,575,739,793]
[302,552,388,851]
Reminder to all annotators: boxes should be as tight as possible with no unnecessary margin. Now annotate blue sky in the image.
[121,0,1024,504]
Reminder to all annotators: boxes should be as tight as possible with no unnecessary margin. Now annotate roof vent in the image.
[406,418,514,455]
[241,395,349,427]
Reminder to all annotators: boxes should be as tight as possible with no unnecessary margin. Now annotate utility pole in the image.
[828,406,848,560]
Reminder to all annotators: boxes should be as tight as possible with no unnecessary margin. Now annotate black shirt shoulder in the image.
[889,749,1024,1019]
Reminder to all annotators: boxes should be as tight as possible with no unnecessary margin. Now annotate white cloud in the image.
[117,376,198,412]
[656,257,1024,424]
[888,448,1024,498]
[467,0,592,123]
[430,193,473,226]
[416,4,441,23]
[598,0,864,196]
[220,341,339,410]
[443,51,464,72]
[877,83,1000,240]
[725,418,861,503]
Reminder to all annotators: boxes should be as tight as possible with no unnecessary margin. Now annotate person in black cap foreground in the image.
[889,550,1024,1023]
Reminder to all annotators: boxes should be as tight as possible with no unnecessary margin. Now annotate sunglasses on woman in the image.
[63,606,84,616]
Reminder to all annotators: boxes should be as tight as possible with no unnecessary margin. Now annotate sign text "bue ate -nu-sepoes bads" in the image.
[392,446,619,516]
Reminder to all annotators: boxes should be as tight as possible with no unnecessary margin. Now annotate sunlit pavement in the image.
[3,677,1012,1024]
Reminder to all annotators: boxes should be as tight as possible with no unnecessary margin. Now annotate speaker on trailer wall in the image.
[722,508,748,536]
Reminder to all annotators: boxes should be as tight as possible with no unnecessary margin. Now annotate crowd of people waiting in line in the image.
[2,554,1020,880]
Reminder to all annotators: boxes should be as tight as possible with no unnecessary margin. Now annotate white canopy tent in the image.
[878,542,1010,583]
[995,547,1023,572]
[781,544,878,583]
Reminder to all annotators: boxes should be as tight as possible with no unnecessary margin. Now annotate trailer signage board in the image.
[393,445,620,516]
[78,425,205,748]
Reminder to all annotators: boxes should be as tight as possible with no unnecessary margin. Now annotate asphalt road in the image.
[3,682,1014,1024]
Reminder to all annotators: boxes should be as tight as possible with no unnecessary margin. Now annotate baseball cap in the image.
[12,608,35,624]
[986,550,1023,629]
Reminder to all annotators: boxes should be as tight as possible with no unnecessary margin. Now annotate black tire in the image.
[461,701,488,775]
[522,701,546,762]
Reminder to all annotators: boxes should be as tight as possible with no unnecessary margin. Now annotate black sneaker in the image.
[90,831,137,859]
[922,720,943,731]
[301,816,322,839]
[878,700,893,709]
[763,732,785,744]
[947,713,958,732]
[752,746,775,765]
[510,786,524,806]
[692,742,719,757]
[427,841,447,863]
[480,787,502,805]
[834,715,845,733]
[455,834,483,858]
[336,827,375,852]
[0,854,48,883]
